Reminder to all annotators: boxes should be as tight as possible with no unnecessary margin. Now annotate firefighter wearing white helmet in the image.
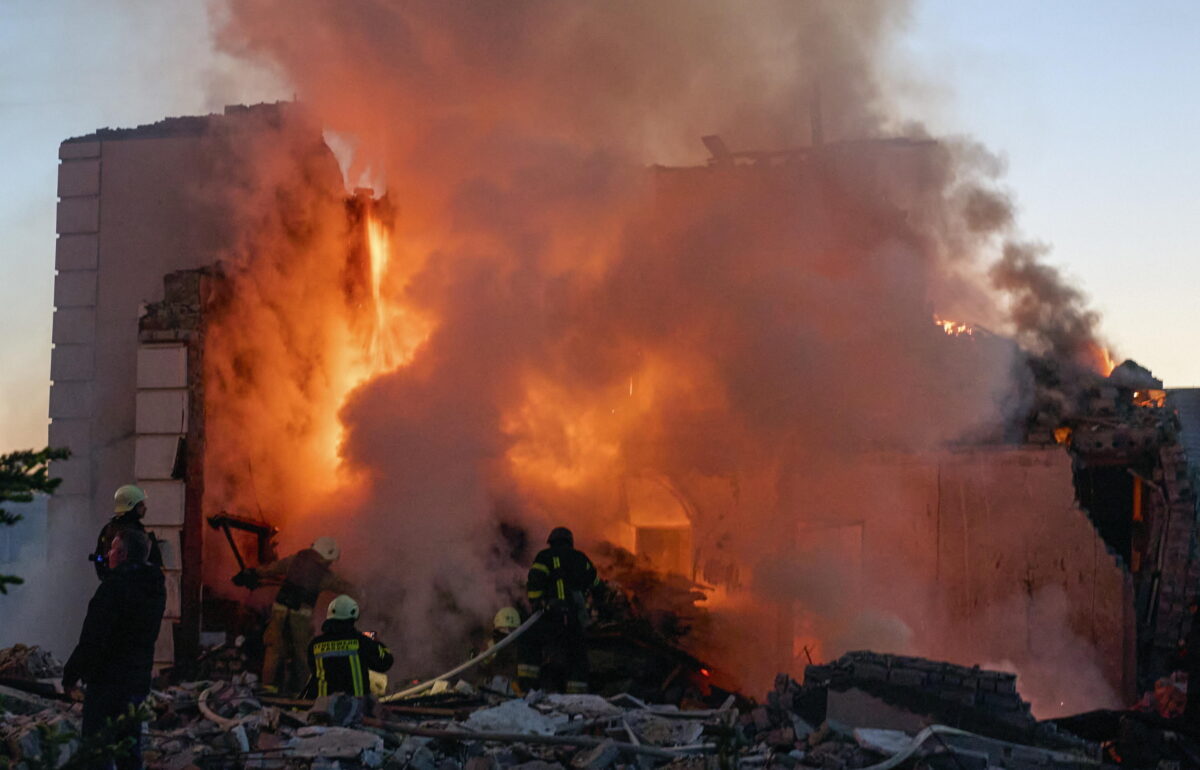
[302,595,394,698]
[90,484,162,580]
[231,536,353,694]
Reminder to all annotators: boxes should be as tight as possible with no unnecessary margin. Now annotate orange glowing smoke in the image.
[204,1,1126,708]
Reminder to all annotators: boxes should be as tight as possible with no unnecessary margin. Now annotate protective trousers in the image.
[261,603,313,694]
[517,606,589,693]
[81,686,145,770]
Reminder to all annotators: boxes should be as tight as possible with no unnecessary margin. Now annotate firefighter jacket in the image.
[304,619,394,697]
[63,560,166,695]
[526,545,602,611]
[258,548,352,610]
[92,513,163,580]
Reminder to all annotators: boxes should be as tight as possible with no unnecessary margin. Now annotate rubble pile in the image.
[0,648,1139,770]
[0,644,63,682]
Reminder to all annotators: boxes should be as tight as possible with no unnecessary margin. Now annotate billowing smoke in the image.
[201,0,1117,709]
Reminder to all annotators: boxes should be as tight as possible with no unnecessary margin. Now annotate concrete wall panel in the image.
[135,389,188,434]
[47,419,91,456]
[49,457,90,496]
[136,345,187,389]
[154,619,174,663]
[162,571,181,618]
[51,307,96,345]
[53,270,97,308]
[56,197,99,234]
[49,381,93,419]
[149,528,182,573]
[775,447,1133,705]
[56,235,99,270]
[58,160,101,197]
[59,141,100,160]
[134,435,180,480]
[50,344,94,382]
[140,481,185,527]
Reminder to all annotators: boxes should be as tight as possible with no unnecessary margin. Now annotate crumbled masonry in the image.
[16,644,1200,768]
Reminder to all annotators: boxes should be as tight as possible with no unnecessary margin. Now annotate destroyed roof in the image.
[62,102,293,145]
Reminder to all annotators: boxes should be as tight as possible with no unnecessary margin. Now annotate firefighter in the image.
[301,594,394,698]
[476,606,522,691]
[91,484,163,580]
[517,527,604,694]
[232,536,353,694]
[63,529,165,770]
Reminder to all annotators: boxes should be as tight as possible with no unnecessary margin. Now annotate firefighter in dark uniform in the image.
[232,536,353,694]
[518,527,604,693]
[91,484,163,580]
[303,595,394,698]
[63,529,165,770]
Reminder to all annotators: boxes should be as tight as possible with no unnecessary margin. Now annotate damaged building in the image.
[12,103,1200,717]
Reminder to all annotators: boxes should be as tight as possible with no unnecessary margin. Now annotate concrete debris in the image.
[540,694,625,719]
[292,726,385,764]
[465,698,568,736]
[9,649,1192,768]
[851,727,910,756]
[0,644,64,681]
[624,711,704,747]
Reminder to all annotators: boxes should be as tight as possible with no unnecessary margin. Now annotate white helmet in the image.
[113,484,147,514]
[312,536,340,562]
[327,594,359,621]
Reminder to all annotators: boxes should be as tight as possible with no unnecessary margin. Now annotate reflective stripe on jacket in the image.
[304,619,394,698]
[526,545,601,607]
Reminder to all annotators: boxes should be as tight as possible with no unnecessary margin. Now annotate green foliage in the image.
[0,447,69,594]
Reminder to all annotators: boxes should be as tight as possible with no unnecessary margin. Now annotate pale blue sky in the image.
[1,1,1197,452]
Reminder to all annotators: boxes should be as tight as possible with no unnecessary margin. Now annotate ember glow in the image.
[204,0,1121,710]
[934,315,974,337]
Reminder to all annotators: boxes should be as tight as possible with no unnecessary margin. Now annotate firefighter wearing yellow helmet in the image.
[301,594,394,698]
[90,484,162,580]
[231,537,353,695]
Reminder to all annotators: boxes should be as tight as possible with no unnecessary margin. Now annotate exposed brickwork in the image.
[805,651,1032,730]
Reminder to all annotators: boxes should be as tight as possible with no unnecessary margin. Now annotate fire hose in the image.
[381,609,544,703]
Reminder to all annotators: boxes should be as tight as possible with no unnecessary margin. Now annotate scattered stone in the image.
[0,644,63,680]
[570,739,620,769]
[465,698,565,736]
[0,650,1120,770]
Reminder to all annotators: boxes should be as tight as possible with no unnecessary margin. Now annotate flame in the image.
[323,211,431,475]
[367,215,394,367]
[1133,390,1166,408]
[933,314,973,336]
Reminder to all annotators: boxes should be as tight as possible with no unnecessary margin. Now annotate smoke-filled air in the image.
[200,0,1117,715]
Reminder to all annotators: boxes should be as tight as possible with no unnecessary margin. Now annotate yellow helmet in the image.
[327,594,359,621]
[493,606,521,632]
[113,484,147,514]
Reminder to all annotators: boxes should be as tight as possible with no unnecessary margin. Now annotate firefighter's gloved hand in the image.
[232,568,260,589]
